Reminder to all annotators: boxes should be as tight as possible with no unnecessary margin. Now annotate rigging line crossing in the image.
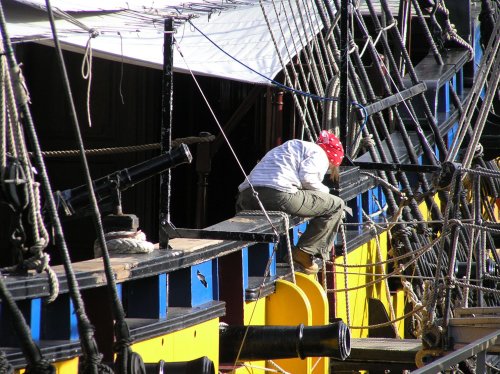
[363,2,441,165]
[267,0,320,137]
[314,0,367,150]
[285,0,327,96]
[275,0,320,135]
[44,0,133,371]
[311,0,336,80]
[329,232,449,269]
[462,53,500,169]
[290,0,327,95]
[348,23,439,235]
[0,1,107,371]
[348,305,425,330]
[1,42,58,301]
[381,0,447,158]
[258,0,317,140]
[363,210,398,331]
[358,21,396,58]
[447,18,500,162]
[354,11,443,230]
[186,19,368,107]
[340,224,351,326]
[174,40,281,240]
[300,0,331,84]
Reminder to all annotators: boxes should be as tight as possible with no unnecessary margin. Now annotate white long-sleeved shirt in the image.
[238,140,330,194]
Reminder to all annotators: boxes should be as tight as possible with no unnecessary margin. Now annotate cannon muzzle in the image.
[219,321,350,363]
[55,144,192,217]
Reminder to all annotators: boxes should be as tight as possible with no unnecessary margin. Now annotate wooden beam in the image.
[210,85,264,157]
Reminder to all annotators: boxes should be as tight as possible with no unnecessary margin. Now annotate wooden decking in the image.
[332,337,421,372]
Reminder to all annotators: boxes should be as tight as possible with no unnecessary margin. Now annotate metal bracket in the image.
[352,161,441,173]
[356,82,427,119]
[161,220,280,243]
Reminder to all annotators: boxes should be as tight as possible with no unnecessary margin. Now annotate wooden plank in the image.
[450,325,500,353]
[348,338,421,363]
[169,238,223,252]
[455,307,500,317]
[449,317,500,326]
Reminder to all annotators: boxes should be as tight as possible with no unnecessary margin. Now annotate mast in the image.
[159,18,175,249]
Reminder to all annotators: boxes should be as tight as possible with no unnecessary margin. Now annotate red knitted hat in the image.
[316,130,344,166]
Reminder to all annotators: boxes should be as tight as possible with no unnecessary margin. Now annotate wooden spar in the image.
[160,18,175,249]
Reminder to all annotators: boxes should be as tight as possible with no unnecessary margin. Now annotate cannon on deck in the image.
[219,320,351,363]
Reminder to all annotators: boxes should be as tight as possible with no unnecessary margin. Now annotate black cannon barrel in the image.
[56,143,192,216]
[144,356,215,374]
[219,321,350,363]
[455,259,497,279]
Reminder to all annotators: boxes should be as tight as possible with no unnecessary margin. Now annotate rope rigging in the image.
[1,0,498,369]
[0,1,113,371]
[0,4,61,371]
[43,0,144,371]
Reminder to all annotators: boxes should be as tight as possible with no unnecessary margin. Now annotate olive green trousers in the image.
[236,186,344,260]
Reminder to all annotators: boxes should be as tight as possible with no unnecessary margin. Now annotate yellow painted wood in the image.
[295,272,328,324]
[295,272,329,374]
[266,279,312,373]
[131,317,219,373]
[229,361,267,373]
[244,298,266,325]
[335,240,371,337]
[419,196,441,220]
[335,231,404,338]
[392,289,406,337]
[17,357,79,374]
[238,298,267,373]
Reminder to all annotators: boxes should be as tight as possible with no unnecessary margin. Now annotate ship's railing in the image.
[0,212,309,367]
[412,329,500,374]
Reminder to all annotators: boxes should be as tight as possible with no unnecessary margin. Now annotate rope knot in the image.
[361,134,375,148]
[27,359,55,374]
[30,237,48,255]
[448,218,462,228]
[445,276,456,288]
[365,221,377,235]
[89,28,100,38]
[9,64,31,105]
[23,252,49,273]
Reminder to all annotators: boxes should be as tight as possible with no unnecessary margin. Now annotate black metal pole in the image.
[159,18,174,249]
[474,173,484,306]
[195,132,212,229]
[339,0,349,147]
[443,169,463,331]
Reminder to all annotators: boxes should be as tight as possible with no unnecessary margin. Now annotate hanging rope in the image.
[81,31,98,128]
[0,350,13,374]
[0,273,55,373]
[0,36,59,303]
[363,210,398,333]
[339,225,351,326]
[447,19,500,162]
[175,40,304,372]
[348,305,425,330]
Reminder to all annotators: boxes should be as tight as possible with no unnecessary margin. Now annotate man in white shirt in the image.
[236,130,345,274]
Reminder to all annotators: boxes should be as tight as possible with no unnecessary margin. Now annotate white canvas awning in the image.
[4,0,328,84]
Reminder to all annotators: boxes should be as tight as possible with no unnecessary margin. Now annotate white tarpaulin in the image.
[5,0,326,84]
